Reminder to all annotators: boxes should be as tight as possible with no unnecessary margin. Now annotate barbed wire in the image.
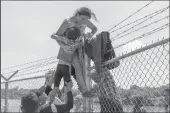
[15,63,57,77]
[16,68,56,77]
[17,58,57,73]
[16,22,168,76]
[1,58,56,75]
[109,6,169,34]
[1,55,57,71]
[108,0,154,32]
[105,23,169,54]
[2,57,58,75]
[110,13,168,41]
[113,23,169,49]
[17,59,58,74]
[110,15,169,41]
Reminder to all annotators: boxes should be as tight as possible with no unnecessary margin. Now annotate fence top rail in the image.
[90,37,169,70]
[1,38,169,84]
[1,74,51,84]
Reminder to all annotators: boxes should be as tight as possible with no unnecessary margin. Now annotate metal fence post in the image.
[4,81,9,112]
[83,54,91,112]
[1,74,7,112]
[1,70,19,112]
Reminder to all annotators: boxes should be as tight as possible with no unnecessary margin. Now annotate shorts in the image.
[54,64,71,87]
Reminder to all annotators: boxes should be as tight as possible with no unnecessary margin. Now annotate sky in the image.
[1,1,169,89]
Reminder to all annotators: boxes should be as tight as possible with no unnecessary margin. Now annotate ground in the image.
[1,99,167,112]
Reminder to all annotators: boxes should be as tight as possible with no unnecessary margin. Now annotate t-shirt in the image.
[40,91,73,113]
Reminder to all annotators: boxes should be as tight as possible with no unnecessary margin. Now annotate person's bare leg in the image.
[83,55,92,112]
[72,55,88,93]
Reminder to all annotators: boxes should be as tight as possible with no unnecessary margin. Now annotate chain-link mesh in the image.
[0,73,83,112]
[89,39,169,112]
[2,78,45,112]
[1,39,169,112]
[1,83,5,112]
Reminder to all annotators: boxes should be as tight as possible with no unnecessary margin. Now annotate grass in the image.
[1,99,167,112]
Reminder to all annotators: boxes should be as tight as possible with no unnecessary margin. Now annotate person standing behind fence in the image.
[83,68,124,113]
[68,6,98,94]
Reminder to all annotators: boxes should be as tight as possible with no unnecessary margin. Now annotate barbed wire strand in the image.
[113,23,169,49]
[17,68,56,77]
[16,59,58,74]
[15,62,57,77]
[18,60,57,74]
[1,55,57,71]
[105,23,169,54]
[110,13,168,41]
[111,15,169,41]
[2,57,58,75]
[109,6,169,34]
[108,0,154,32]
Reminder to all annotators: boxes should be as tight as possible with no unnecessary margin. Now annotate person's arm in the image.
[39,105,53,113]
[45,73,54,96]
[51,34,72,51]
[55,91,73,112]
[55,19,69,36]
[83,19,97,38]
[51,34,68,45]
[51,19,72,51]
[55,81,73,112]
[46,71,55,87]
[52,34,82,53]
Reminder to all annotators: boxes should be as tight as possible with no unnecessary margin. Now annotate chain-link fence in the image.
[1,83,5,113]
[1,74,82,112]
[1,38,169,113]
[1,77,45,112]
[89,38,169,112]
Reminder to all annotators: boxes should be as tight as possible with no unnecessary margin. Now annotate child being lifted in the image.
[45,7,98,104]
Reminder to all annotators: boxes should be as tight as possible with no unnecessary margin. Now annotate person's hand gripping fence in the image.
[82,68,108,98]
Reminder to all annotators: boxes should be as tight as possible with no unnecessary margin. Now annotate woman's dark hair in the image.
[74,7,98,22]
